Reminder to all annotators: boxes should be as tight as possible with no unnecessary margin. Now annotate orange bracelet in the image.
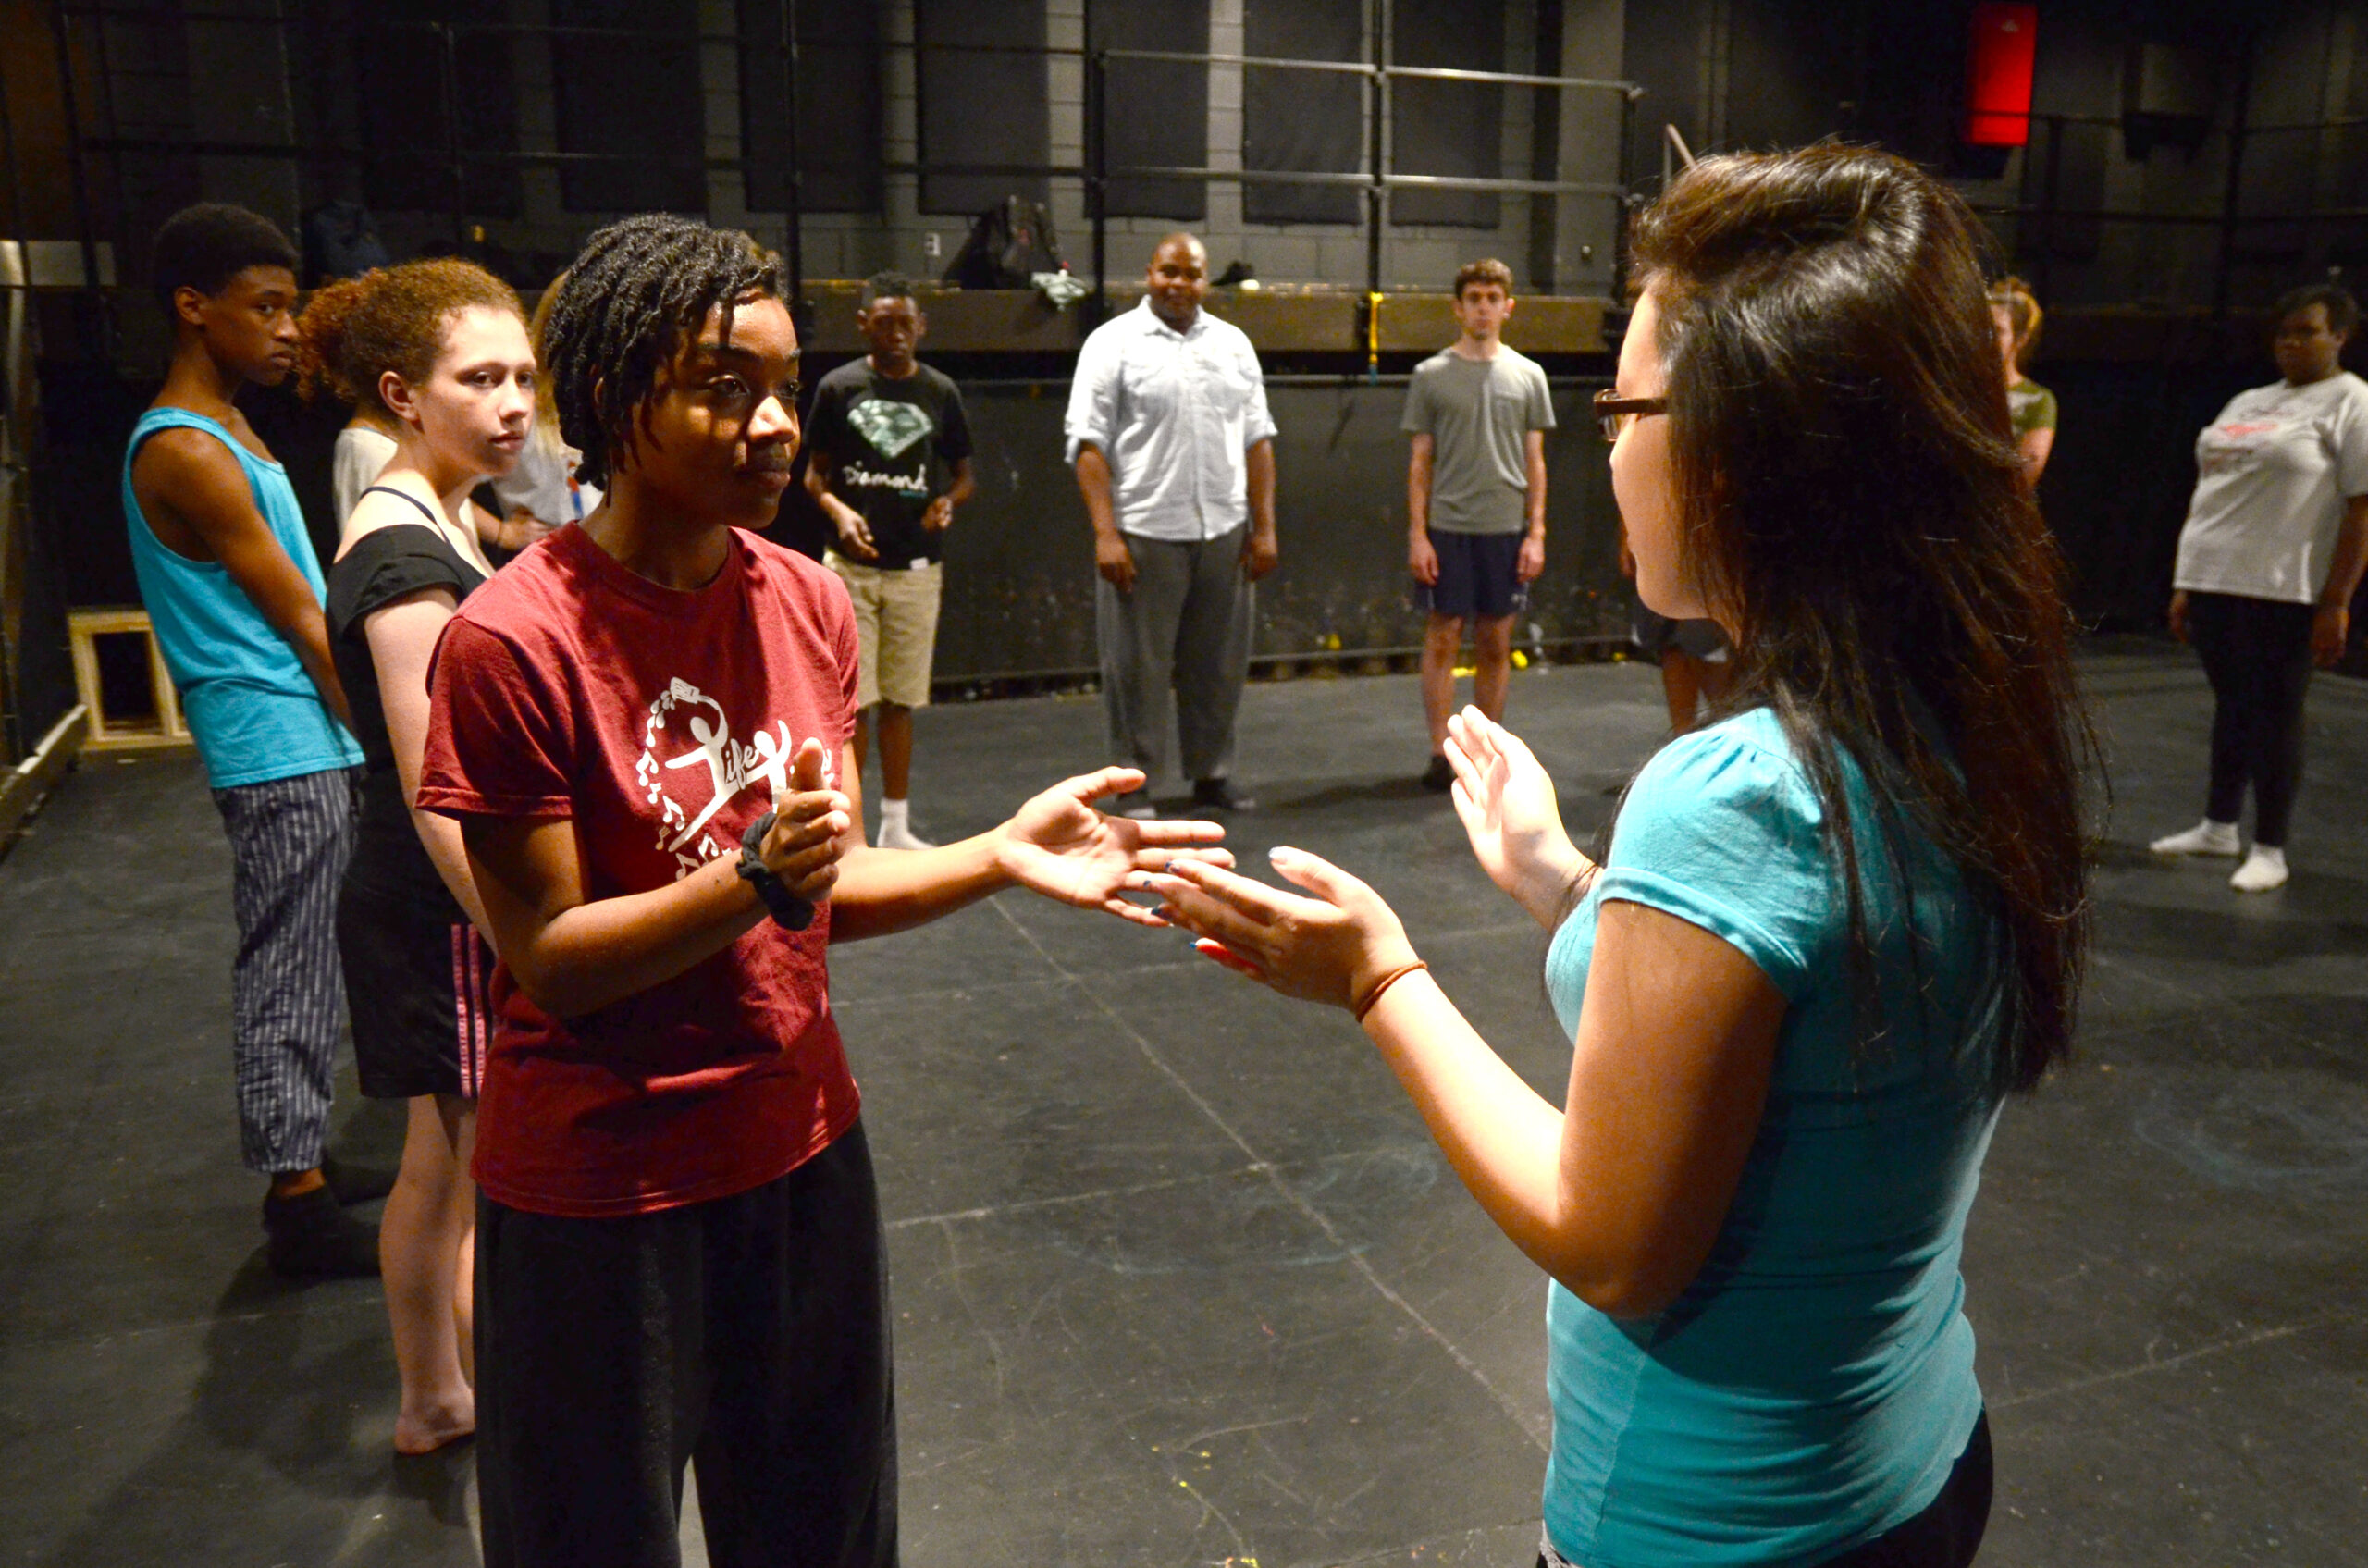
[1352,960,1429,1022]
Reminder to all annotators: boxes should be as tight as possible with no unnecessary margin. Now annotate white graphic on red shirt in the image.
[633,676,833,880]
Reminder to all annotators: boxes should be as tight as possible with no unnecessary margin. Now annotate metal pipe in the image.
[2214,31,2256,319]
[1610,86,1638,303]
[44,3,107,354]
[438,21,467,252]
[1364,0,1386,335]
[781,0,802,324]
[1089,46,1107,328]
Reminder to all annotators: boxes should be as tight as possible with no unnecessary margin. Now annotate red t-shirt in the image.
[417,523,862,1218]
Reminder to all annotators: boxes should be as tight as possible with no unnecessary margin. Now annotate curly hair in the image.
[540,216,788,488]
[292,258,524,413]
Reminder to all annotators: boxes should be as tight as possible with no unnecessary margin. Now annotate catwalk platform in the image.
[2,646,2362,1566]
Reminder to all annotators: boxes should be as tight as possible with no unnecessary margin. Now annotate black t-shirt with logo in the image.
[806,359,973,569]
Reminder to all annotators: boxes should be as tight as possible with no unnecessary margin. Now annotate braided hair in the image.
[542,216,788,487]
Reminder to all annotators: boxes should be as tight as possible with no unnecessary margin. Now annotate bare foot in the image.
[393,1397,475,1456]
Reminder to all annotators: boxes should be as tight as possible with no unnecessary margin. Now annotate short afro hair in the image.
[541,215,787,488]
[2273,281,2359,338]
[860,270,917,310]
[151,203,299,314]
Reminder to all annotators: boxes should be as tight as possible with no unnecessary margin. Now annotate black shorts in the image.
[1631,603,1730,661]
[1419,530,1528,620]
[335,874,492,1101]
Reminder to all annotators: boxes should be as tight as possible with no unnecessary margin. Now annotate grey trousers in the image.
[211,766,359,1173]
[1097,525,1253,784]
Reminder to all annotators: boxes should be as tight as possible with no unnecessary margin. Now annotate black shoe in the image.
[323,1154,397,1204]
[1191,778,1256,812]
[1110,788,1158,821]
[263,1184,381,1278]
[1422,755,1454,792]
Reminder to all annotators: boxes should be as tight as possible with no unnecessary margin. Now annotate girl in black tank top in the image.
[297,258,538,1457]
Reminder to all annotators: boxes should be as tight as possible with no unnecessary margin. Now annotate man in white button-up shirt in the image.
[1066,233,1279,817]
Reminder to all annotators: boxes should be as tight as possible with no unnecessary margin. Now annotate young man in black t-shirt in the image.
[805,272,976,849]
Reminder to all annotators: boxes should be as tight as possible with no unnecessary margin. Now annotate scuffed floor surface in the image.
[2,647,2362,1566]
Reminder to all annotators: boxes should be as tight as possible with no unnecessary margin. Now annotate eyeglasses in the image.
[1593,389,1668,444]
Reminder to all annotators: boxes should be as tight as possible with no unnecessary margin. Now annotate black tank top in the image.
[326,492,489,912]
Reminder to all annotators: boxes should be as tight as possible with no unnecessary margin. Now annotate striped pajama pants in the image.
[210,767,361,1174]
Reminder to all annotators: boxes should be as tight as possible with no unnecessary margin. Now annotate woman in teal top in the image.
[1141,145,2092,1568]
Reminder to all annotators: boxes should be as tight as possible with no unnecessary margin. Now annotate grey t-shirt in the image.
[1401,345,1556,534]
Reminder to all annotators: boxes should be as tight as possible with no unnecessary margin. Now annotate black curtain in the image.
[915,0,1049,216]
[1391,0,1502,228]
[356,1,523,218]
[1088,0,1209,221]
[738,0,883,213]
[553,0,705,214]
[1242,0,1364,225]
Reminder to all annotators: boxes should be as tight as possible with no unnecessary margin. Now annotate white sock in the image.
[882,798,909,832]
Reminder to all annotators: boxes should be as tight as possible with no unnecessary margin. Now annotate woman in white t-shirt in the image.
[2152,284,2368,892]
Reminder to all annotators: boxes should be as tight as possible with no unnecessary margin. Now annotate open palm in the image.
[1445,708,1585,926]
[1001,767,1232,925]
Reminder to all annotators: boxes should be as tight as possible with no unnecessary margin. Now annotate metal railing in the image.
[1084,45,1638,330]
[30,6,1639,345]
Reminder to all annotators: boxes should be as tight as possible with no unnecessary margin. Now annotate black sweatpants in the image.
[476,1122,896,1568]
[2189,591,2316,847]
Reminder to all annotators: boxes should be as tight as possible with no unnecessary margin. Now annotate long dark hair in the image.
[1622,142,2092,1094]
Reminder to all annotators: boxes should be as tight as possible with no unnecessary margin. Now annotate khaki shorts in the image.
[827,553,944,710]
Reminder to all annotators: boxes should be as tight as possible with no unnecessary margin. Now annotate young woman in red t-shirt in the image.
[418,215,1227,1568]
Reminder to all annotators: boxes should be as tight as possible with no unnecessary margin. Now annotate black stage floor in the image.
[3,646,2363,1567]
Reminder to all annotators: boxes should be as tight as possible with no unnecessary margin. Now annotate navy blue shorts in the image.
[1418,530,1528,620]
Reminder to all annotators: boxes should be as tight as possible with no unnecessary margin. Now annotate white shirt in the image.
[331,425,397,528]
[1064,296,1278,542]
[2175,370,2368,604]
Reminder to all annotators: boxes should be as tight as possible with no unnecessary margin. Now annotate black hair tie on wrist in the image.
[735,809,817,931]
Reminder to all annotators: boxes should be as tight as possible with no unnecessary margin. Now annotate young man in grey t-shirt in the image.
[1403,258,1555,788]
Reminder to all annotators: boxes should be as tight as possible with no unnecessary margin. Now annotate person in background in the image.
[1405,257,1554,790]
[488,272,598,537]
[1140,143,2093,1568]
[1622,521,1731,735]
[122,203,378,1277]
[300,257,533,1453]
[805,270,975,849]
[2152,281,2368,893]
[1990,277,2056,488]
[1067,231,1279,818]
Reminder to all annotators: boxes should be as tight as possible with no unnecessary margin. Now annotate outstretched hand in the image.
[1444,707,1585,928]
[996,766,1233,926]
[1134,847,1419,1013]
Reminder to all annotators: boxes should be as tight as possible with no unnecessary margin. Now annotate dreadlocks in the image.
[542,215,788,487]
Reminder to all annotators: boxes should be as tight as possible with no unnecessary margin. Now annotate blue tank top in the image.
[1541,708,1999,1567]
[121,407,363,788]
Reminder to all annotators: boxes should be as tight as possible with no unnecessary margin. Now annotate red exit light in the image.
[1965,3,2039,148]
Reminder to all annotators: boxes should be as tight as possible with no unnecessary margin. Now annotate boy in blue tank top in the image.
[123,204,378,1277]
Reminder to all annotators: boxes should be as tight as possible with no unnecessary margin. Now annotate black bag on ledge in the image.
[943,196,1066,289]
